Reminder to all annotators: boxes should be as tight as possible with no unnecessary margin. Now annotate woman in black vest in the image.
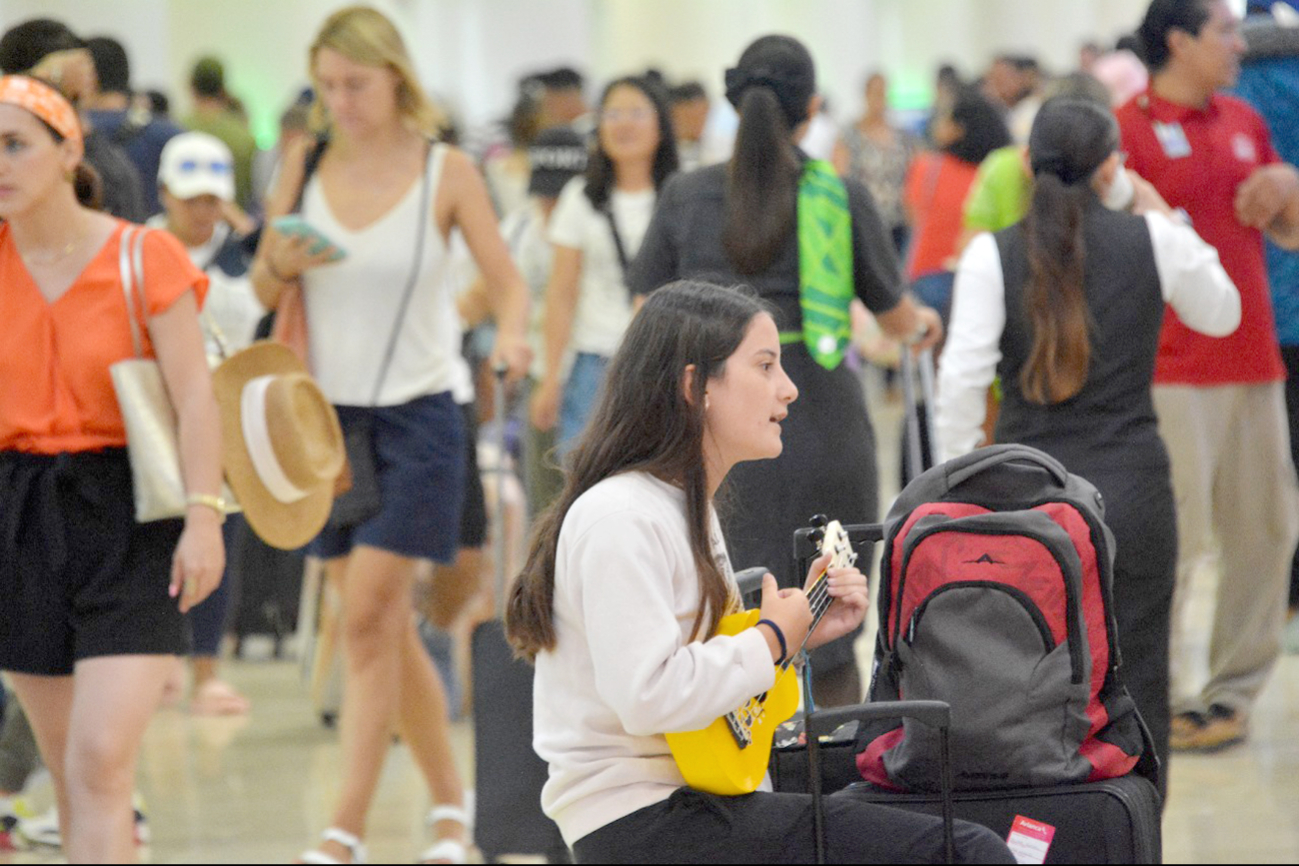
[628,35,941,707]
[935,97,1241,788]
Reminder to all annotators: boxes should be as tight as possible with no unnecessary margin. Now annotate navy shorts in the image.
[0,450,188,676]
[310,392,466,563]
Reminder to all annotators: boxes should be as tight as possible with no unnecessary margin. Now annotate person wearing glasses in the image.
[530,76,679,456]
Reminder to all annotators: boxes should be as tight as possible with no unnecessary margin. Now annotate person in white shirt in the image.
[935,97,1241,788]
[153,130,261,718]
[530,76,679,456]
[250,9,529,864]
[506,280,1014,863]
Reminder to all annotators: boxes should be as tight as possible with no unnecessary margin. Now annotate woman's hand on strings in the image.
[803,551,870,650]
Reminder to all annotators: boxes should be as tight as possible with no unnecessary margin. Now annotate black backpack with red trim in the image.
[856,445,1156,792]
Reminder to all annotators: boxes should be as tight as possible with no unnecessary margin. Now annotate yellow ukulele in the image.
[666,518,857,795]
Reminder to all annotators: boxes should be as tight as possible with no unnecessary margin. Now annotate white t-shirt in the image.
[148,218,265,362]
[533,472,775,846]
[547,177,656,358]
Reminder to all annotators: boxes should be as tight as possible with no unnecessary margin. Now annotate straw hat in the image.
[213,342,344,550]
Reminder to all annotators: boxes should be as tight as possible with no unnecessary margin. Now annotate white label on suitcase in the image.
[1006,815,1056,865]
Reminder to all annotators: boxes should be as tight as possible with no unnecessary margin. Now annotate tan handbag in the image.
[110,226,235,522]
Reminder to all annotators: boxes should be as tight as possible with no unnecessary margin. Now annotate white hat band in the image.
[241,375,310,505]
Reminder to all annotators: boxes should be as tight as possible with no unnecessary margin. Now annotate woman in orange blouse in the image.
[0,76,223,863]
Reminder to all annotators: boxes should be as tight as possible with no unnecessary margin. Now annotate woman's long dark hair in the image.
[944,86,1012,166]
[506,281,770,660]
[584,76,678,210]
[1020,98,1118,405]
[721,35,816,275]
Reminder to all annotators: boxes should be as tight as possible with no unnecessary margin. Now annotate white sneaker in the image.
[14,793,149,850]
[15,806,59,849]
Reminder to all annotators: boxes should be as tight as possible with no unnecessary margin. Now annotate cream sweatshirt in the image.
[532,472,777,846]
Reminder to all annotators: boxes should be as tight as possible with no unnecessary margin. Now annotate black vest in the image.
[994,201,1169,474]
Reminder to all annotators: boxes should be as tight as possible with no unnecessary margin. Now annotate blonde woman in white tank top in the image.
[251,9,529,865]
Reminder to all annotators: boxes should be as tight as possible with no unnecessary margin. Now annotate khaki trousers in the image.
[1154,382,1299,716]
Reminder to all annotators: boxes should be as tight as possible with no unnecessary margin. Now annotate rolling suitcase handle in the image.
[806,700,955,865]
[491,363,509,617]
[899,347,938,479]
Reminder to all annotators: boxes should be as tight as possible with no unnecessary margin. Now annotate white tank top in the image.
[301,143,457,406]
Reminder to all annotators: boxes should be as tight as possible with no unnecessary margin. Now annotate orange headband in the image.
[0,75,81,144]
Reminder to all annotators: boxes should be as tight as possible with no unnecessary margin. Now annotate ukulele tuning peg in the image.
[809,514,828,528]
[808,528,825,547]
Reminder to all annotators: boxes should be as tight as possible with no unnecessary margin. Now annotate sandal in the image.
[418,805,470,864]
[299,827,367,865]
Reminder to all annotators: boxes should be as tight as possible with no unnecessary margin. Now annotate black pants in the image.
[1283,345,1299,609]
[1061,466,1175,803]
[573,788,1014,864]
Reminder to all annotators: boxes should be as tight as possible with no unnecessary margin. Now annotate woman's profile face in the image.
[598,84,661,166]
[703,313,798,467]
[313,47,402,136]
[0,105,78,220]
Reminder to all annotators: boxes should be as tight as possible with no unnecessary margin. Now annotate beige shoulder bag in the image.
[109,226,235,522]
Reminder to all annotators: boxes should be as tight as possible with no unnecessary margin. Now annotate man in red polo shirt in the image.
[1118,0,1299,752]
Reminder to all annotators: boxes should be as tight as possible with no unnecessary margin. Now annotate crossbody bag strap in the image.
[292,135,331,215]
[369,140,435,406]
[602,203,631,275]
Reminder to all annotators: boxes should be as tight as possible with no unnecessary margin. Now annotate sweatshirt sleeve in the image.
[567,508,776,737]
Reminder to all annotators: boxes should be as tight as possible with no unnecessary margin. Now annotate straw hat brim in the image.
[212,342,338,551]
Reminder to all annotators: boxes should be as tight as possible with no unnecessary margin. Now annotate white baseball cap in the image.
[158,131,235,201]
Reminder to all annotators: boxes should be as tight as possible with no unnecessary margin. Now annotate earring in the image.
[63,168,75,183]
[705,394,711,410]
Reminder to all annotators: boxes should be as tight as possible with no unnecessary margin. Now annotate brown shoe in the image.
[1170,704,1246,752]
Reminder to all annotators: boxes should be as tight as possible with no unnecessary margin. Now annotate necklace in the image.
[20,233,86,267]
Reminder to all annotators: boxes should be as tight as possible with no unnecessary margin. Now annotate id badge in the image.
[1153,121,1192,159]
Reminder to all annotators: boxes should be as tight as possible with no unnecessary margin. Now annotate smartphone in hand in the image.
[271,215,346,262]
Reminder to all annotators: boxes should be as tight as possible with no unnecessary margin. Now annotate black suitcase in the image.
[470,621,568,863]
[471,367,568,863]
[844,775,1162,865]
[798,702,1163,865]
[229,515,305,658]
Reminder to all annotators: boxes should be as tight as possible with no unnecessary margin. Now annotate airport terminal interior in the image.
[1,0,1298,863]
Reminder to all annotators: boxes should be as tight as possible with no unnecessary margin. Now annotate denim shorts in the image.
[559,352,611,458]
[310,392,466,563]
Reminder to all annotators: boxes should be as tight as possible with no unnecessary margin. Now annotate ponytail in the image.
[722,87,800,275]
[1020,172,1091,405]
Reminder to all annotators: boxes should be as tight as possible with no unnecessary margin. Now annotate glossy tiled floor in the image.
[3,371,1298,864]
